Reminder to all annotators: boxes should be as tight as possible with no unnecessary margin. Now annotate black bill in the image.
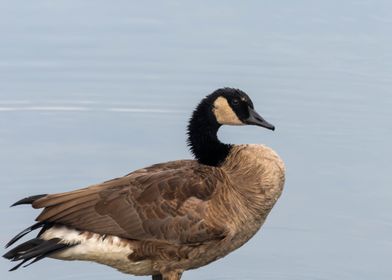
[244,107,275,131]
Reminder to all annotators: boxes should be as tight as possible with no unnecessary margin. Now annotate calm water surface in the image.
[1,1,391,280]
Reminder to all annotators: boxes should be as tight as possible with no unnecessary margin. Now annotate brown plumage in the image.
[4,88,285,280]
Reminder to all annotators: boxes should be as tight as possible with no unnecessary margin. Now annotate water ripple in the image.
[0,101,185,114]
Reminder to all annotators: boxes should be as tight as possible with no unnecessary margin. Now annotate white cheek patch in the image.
[213,97,244,125]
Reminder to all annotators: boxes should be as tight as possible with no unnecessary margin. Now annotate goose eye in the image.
[231,99,240,106]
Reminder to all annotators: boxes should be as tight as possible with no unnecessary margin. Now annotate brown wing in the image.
[32,160,225,244]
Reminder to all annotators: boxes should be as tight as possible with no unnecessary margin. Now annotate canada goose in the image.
[3,88,285,280]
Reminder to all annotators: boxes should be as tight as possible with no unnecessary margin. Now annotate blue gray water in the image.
[1,1,391,279]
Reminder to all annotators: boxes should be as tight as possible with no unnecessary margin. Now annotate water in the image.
[1,1,391,279]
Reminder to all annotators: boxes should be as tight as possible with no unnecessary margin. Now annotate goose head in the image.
[187,88,275,166]
[209,88,275,130]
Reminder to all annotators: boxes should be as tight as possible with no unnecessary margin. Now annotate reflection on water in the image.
[1,1,391,280]
[0,103,186,114]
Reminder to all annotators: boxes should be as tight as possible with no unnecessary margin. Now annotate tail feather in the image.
[11,238,65,261]
[5,194,76,271]
[4,237,74,271]
[3,238,43,259]
[9,259,30,272]
[5,222,44,248]
[11,194,47,207]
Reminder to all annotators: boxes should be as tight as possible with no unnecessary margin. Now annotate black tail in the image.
[11,194,47,207]
[4,194,72,271]
[5,195,50,249]
[3,237,73,271]
[5,222,45,248]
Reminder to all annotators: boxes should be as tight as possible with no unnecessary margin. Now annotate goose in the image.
[3,88,285,280]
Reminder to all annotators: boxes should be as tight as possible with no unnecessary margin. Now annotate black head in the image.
[187,88,275,166]
[206,88,275,130]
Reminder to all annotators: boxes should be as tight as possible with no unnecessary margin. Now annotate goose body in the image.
[4,88,285,280]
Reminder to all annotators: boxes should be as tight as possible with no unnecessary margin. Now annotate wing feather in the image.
[32,160,225,244]
[36,195,98,221]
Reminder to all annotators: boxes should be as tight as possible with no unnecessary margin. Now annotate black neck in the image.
[187,100,232,166]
